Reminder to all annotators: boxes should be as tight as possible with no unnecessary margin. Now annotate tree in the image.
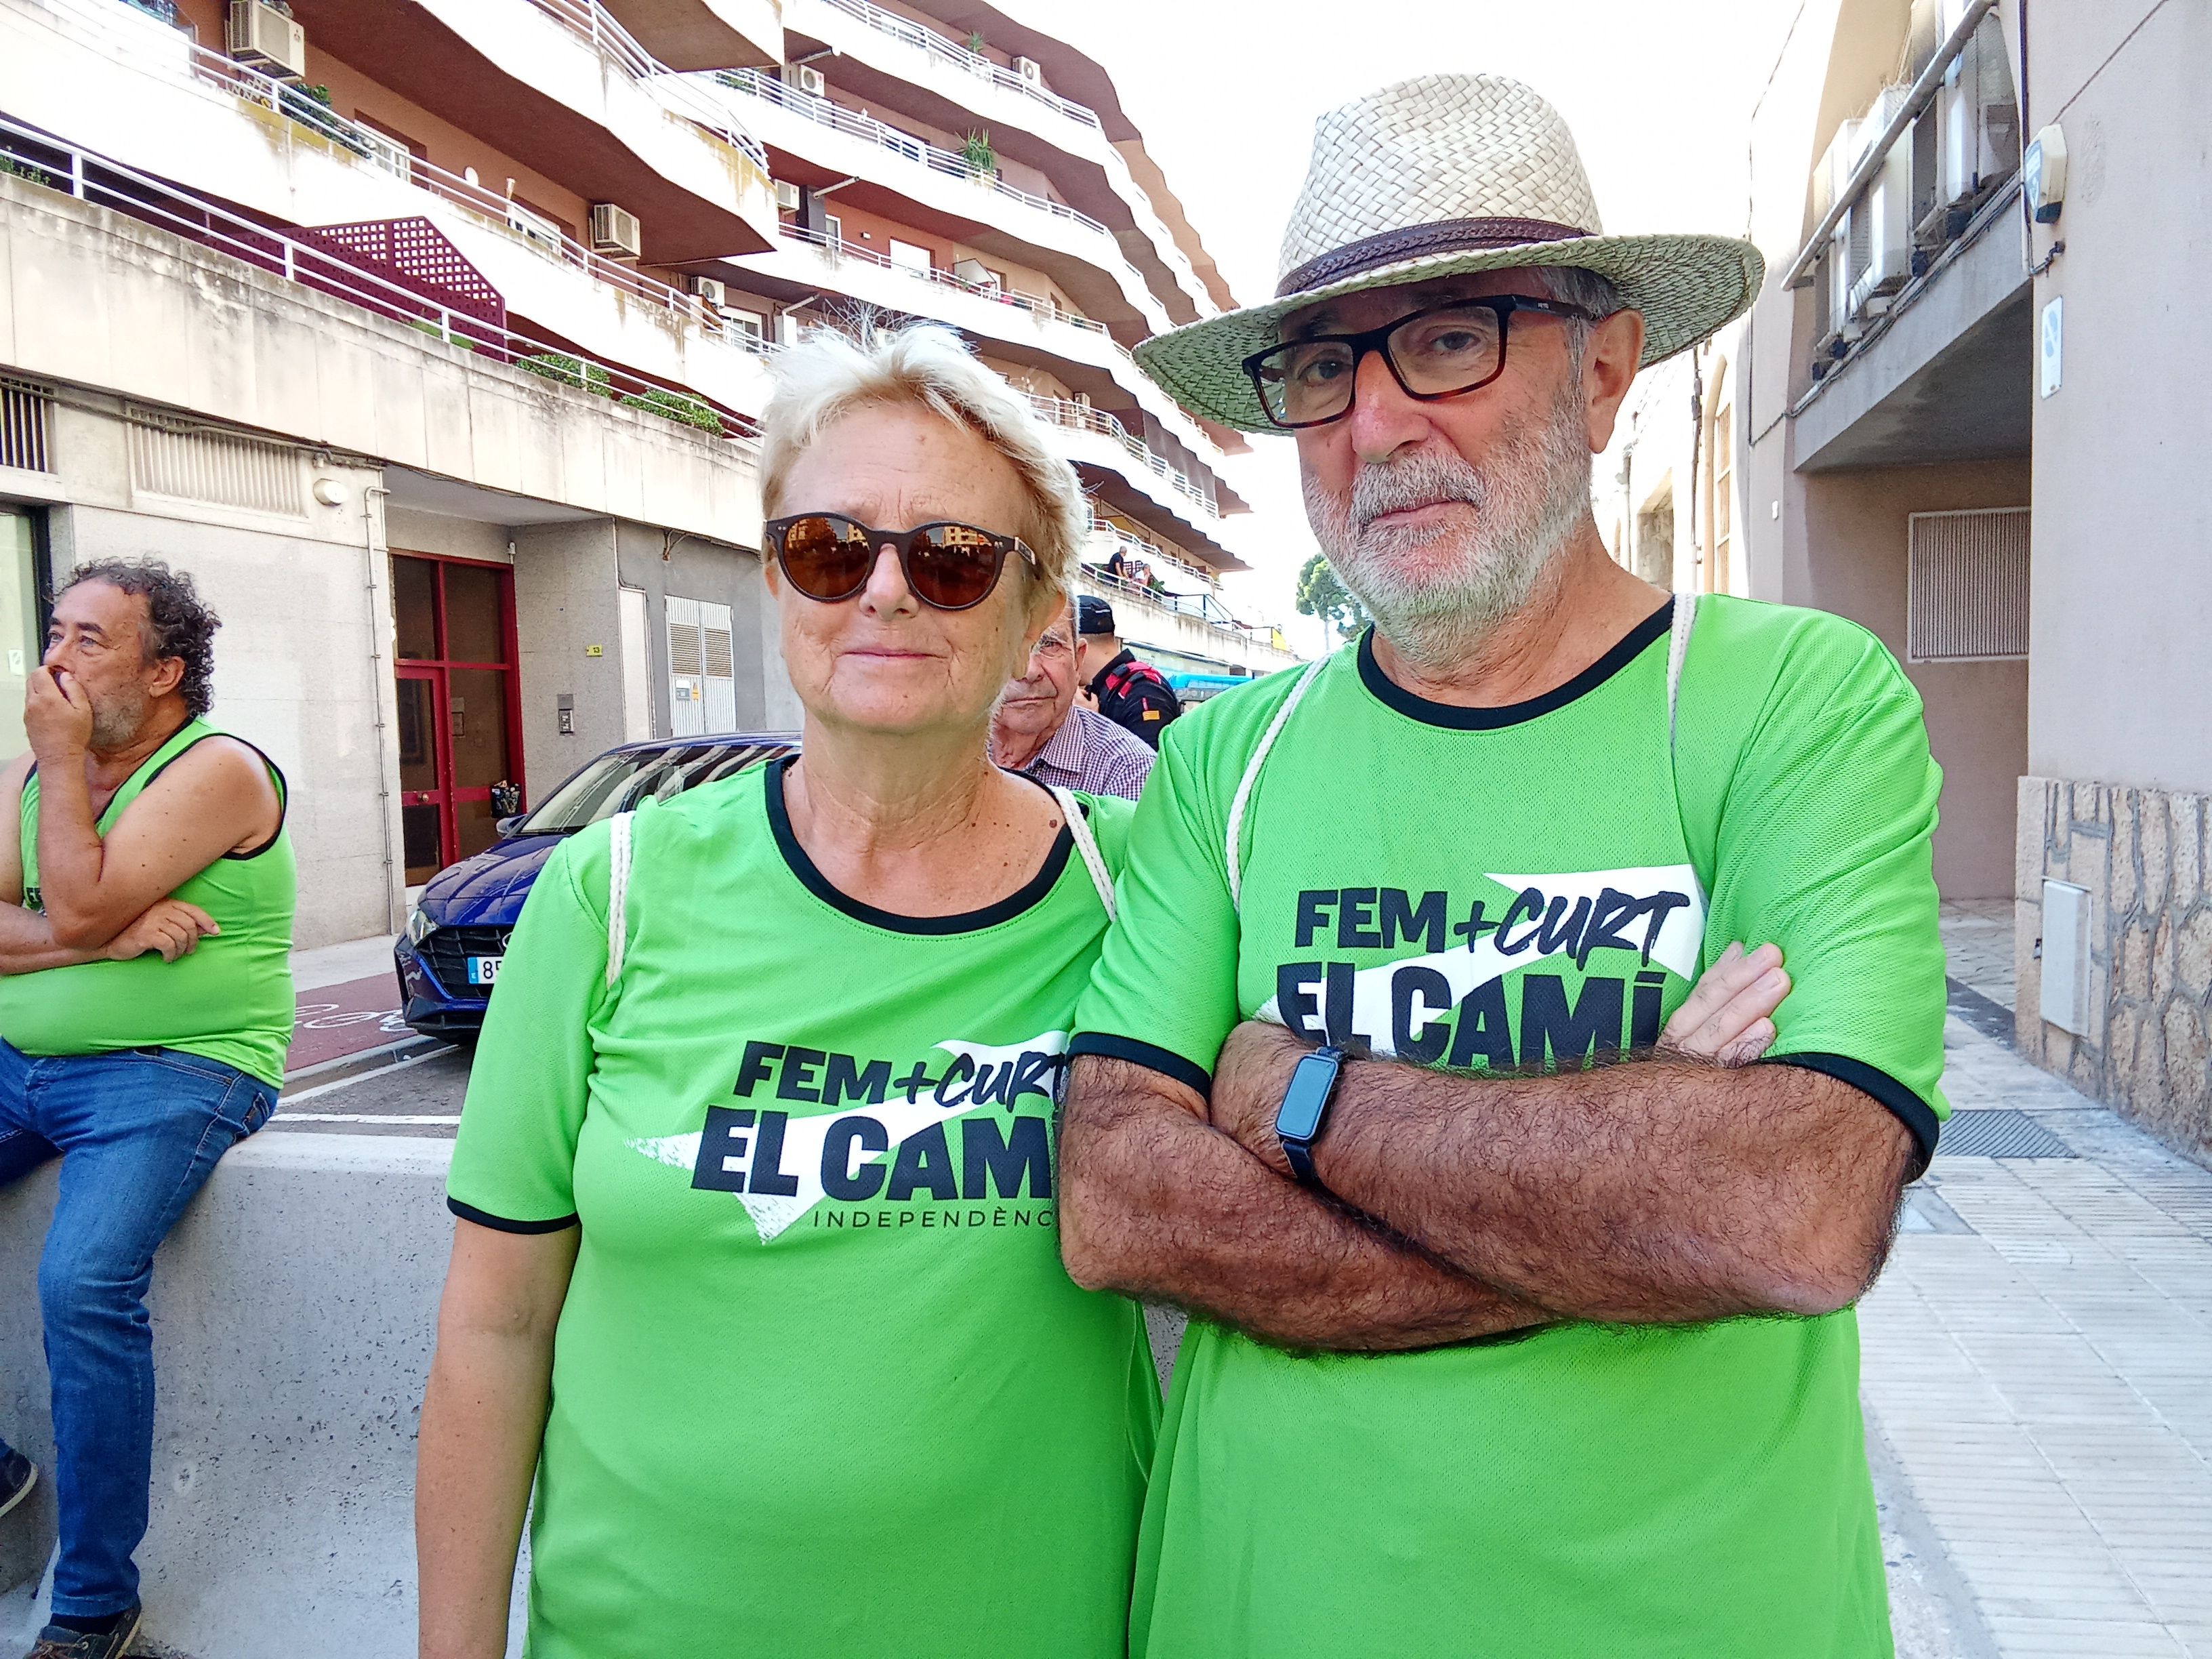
[1294,552,1370,640]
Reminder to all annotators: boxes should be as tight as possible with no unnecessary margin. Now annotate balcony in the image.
[705,66,1174,339]
[0,110,769,438]
[1026,394,1253,573]
[0,0,772,417]
[279,0,779,262]
[600,0,780,72]
[718,224,1229,467]
[781,0,1214,325]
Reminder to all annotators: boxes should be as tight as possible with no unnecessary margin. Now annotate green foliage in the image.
[965,29,987,53]
[407,318,475,352]
[1294,551,1369,640]
[520,352,611,394]
[961,130,996,174]
[619,387,726,433]
[0,155,60,191]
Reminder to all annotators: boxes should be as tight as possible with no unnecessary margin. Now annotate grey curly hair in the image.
[59,559,222,716]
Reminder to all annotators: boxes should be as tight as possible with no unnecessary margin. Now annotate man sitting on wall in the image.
[991,598,1154,801]
[1075,595,1181,750]
[0,560,295,1659]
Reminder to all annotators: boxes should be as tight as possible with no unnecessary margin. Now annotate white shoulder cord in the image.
[1225,658,1328,912]
[605,809,634,990]
[1050,785,1116,922]
[1666,591,1697,753]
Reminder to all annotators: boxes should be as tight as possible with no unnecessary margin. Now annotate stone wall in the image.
[2015,777,2212,1160]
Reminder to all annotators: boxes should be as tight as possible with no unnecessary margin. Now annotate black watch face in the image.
[1276,1053,1336,1141]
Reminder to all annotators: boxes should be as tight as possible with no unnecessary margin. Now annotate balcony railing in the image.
[710,68,1113,242]
[33,0,783,352]
[1027,393,1216,518]
[1088,517,1218,588]
[776,222,1108,332]
[519,0,770,169]
[802,0,1101,131]
[0,110,762,438]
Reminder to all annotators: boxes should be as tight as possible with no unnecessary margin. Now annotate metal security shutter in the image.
[1,380,52,472]
[126,409,303,515]
[1908,507,2029,661]
[668,595,705,737]
[701,602,737,731]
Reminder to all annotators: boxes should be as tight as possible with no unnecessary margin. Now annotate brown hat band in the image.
[1275,216,1594,300]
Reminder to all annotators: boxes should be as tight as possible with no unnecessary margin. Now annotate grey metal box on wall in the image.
[2040,878,2091,1035]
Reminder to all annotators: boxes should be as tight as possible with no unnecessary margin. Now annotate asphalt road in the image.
[270,1042,472,1136]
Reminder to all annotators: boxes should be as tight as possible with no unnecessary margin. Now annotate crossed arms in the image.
[1059,954,1919,1353]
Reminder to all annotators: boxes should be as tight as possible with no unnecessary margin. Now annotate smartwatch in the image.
[1274,1044,1347,1190]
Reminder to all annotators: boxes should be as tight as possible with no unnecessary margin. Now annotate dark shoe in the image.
[0,1447,34,1521]
[28,1604,141,1659]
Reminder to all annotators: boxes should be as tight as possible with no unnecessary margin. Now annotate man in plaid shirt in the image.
[991,601,1155,801]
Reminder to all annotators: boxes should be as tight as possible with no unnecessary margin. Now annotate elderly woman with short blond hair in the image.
[413,325,1158,1659]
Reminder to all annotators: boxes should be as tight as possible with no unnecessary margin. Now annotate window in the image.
[1908,508,2029,661]
[822,213,842,246]
[888,238,933,274]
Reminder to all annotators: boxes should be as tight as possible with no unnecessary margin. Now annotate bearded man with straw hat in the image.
[1061,75,1947,1656]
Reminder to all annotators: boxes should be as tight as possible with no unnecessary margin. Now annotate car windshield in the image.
[519,741,790,833]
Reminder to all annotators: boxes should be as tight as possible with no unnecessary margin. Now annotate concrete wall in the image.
[1787,460,2031,900]
[2022,0,2212,796]
[0,1134,508,1659]
[512,519,625,804]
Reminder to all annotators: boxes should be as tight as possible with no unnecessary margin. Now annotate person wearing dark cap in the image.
[1074,595,1181,748]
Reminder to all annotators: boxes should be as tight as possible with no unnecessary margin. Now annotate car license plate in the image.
[466,955,502,987]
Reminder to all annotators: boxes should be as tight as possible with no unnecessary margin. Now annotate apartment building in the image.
[0,0,1291,949]
[1713,0,2212,1154]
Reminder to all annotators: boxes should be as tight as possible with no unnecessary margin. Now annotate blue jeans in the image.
[0,1041,274,1621]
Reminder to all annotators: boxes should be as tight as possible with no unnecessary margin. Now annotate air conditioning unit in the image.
[790,63,825,98]
[1843,87,1913,320]
[227,1,304,79]
[1936,12,2020,208]
[689,275,726,308]
[773,179,801,213]
[589,202,642,260]
[1011,56,1043,85]
[1071,390,1092,410]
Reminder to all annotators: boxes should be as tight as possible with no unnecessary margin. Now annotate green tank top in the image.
[1,718,298,1086]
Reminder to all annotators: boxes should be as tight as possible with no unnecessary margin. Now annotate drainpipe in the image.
[361,483,401,934]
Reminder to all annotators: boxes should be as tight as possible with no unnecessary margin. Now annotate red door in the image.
[391,552,525,883]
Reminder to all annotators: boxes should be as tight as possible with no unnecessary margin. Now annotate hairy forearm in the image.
[32,761,117,946]
[0,902,106,974]
[416,1323,558,1658]
[1294,1049,1912,1324]
[1059,1057,1544,1353]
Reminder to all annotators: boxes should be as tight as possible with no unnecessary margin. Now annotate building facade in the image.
[1698,0,2211,1155]
[0,0,1292,947]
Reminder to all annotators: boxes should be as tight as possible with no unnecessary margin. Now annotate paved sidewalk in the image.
[1864,1010,2212,1657]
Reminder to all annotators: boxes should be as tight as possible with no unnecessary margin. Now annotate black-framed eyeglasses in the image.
[762,512,1038,611]
[1242,295,1597,430]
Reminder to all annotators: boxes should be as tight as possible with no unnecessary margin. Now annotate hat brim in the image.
[1134,232,1765,433]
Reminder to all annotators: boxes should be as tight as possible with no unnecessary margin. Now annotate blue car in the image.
[394,731,798,1041]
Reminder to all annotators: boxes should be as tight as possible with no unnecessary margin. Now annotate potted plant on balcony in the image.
[962,131,998,182]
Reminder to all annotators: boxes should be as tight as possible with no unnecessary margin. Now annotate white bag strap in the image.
[605,809,634,990]
[1666,591,1697,752]
[1226,657,1328,912]
[1050,785,1116,922]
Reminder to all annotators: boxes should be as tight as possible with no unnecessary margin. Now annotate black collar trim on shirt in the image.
[1355,597,1676,731]
[764,755,1076,936]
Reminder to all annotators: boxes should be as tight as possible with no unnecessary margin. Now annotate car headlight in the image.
[404,906,436,944]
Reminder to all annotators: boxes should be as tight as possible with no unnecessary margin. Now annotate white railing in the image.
[1088,517,1218,588]
[1028,393,1216,519]
[709,68,1112,241]
[0,109,764,438]
[776,223,1108,332]
[518,0,770,169]
[804,0,1101,130]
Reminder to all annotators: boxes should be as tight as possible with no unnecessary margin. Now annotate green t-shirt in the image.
[447,758,1158,1659]
[0,718,296,1086]
[1071,596,1946,1659]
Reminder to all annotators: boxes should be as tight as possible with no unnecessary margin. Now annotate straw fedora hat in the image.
[1135,74,1765,433]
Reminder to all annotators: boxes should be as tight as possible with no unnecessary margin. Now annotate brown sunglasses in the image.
[764,512,1038,611]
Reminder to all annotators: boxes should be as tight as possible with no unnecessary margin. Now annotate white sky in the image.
[1027,0,1805,655]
